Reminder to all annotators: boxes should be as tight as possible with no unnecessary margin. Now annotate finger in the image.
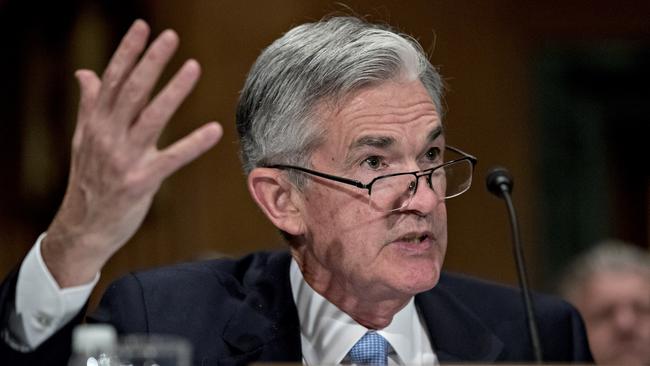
[75,69,101,124]
[96,19,150,112]
[113,29,180,127]
[129,59,200,148]
[151,122,223,181]
[72,69,101,149]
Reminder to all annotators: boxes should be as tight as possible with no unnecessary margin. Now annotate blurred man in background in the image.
[560,240,650,366]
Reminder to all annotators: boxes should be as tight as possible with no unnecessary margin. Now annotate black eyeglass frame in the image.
[266,145,478,200]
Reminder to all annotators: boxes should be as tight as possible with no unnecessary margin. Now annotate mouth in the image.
[390,231,434,254]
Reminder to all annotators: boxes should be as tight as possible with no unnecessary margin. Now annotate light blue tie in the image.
[347,331,389,365]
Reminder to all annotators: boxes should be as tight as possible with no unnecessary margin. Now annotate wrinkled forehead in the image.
[316,79,443,151]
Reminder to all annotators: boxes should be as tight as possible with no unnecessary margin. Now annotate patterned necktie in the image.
[347,331,389,365]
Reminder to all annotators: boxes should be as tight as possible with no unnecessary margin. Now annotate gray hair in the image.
[559,239,650,301]
[236,16,444,181]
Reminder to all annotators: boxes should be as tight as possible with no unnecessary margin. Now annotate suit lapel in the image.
[218,252,302,365]
[415,277,504,362]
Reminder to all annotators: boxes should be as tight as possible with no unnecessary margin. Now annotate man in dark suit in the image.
[1,16,592,365]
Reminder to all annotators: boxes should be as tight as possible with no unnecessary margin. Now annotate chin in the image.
[393,260,441,295]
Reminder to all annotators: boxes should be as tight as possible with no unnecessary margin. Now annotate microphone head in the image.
[486,166,514,198]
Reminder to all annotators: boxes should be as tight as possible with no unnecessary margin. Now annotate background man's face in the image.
[296,79,447,301]
[575,271,650,366]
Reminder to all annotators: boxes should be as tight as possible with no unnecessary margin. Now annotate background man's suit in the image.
[1,251,593,365]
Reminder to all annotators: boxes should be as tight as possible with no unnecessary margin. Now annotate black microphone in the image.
[486,167,513,198]
[486,167,543,363]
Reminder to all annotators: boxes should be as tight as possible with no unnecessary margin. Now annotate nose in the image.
[404,174,443,214]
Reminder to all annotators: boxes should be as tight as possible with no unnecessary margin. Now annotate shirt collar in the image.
[290,259,424,365]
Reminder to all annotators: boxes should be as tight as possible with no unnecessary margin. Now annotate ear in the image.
[247,168,306,236]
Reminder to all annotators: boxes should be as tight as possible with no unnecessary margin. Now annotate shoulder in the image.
[122,250,291,290]
[432,272,592,362]
[93,251,292,329]
[92,251,296,361]
[436,272,577,319]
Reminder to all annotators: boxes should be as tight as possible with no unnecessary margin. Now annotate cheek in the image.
[305,182,383,233]
[434,203,448,235]
[587,327,610,359]
[303,188,376,254]
[586,318,613,345]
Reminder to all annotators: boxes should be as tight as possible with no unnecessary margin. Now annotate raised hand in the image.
[41,20,223,287]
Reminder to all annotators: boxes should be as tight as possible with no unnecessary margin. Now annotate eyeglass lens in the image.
[369,160,473,212]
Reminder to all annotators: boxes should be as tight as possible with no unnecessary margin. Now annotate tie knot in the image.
[348,331,389,365]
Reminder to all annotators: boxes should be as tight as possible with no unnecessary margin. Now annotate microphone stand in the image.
[488,168,543,363]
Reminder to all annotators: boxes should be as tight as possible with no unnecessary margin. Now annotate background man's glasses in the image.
[268,146,478,212]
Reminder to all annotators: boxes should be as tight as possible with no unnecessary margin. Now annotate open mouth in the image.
[391,231,434,254]
[395,232,433,244]
[396,233,430,243]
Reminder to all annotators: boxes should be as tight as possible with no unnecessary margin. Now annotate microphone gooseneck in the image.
[486,167,543,363]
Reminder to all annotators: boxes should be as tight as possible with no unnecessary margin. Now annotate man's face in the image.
[575,271,650,366]
[295,79,447,302]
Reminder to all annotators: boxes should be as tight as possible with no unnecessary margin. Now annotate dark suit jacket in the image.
[1,250,592,365]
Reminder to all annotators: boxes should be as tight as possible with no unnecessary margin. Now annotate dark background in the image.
[1,0,648,305]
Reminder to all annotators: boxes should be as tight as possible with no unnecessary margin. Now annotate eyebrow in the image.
[426,125,444,143]
[352,135,395,150]
[344,125,445,166]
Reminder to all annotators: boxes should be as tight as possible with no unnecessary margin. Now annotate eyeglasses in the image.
[268,146,477,212]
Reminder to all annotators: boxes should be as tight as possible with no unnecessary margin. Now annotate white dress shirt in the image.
[290,260,438,365]
[4,234,97,350]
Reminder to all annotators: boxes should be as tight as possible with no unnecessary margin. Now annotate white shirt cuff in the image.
[7,233,99,350]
